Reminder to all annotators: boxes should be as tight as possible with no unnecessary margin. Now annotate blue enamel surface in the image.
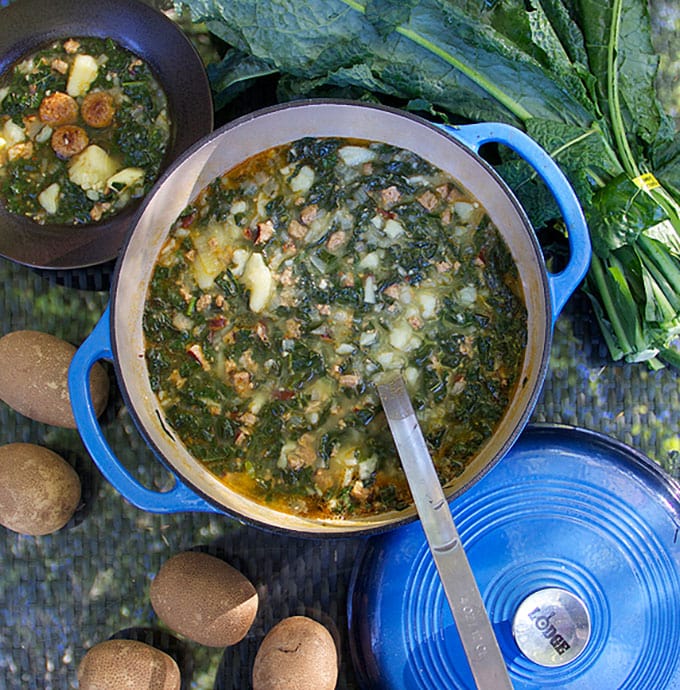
[348,425,680,689]
[68,305,219,515]
[443,123,591,323]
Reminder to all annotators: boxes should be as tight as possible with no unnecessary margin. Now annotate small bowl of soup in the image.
[0,0,213,269]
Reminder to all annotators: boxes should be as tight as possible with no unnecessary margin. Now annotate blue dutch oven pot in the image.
[68,100,591,535]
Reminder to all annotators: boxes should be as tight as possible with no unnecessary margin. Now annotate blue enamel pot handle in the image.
[68,307,220,514]
[442,122,591,320]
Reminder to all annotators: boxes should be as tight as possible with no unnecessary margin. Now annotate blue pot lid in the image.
[348,424,680,689]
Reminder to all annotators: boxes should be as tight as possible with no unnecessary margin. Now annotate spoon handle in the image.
[377,374,513,690]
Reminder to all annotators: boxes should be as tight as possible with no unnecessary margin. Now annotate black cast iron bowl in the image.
[69,100,591,536]
[0,0,213,269]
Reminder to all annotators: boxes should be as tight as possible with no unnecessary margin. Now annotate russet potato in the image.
[0,443,80,536]
[252,616,338,690]
[150,551,258,647]
[77,639,180,690]
[0,330,109,428]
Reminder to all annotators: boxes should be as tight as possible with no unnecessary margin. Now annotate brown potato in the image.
[38,91,79,126]
[81,91,116,128]
[51,124,89,159]
[0,443,80,536]
[77,639,180,690]
[0,330,109,428]
[150,551,258,647]
[252,616,338,690]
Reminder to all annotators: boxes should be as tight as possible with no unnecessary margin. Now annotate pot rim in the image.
[108,99,554,535]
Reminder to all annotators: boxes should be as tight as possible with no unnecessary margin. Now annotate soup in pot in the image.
[143,137,527,519]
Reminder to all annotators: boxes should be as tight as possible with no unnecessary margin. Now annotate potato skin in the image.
[252,616,338,690]
[150,551,258,647]
[0,330,109,428]
[77,639,181,690]
[0,443,81,536]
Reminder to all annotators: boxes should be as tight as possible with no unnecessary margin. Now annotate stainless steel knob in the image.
[512,587,591,667]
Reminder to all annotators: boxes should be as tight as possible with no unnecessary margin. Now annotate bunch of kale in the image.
[183,0,680,368]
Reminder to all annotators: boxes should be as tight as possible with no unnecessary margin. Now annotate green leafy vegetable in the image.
[179,0,680,368]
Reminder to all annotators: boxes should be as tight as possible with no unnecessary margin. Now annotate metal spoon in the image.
[377,373,513,690]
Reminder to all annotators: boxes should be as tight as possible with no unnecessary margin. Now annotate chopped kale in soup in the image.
[143,138,527,519]
[0,37,170,225]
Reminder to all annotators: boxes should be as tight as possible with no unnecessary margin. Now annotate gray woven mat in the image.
[1,251,678,690]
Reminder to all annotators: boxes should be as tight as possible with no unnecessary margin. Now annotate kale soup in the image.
[143,137,527,519]
[0,37,170,225]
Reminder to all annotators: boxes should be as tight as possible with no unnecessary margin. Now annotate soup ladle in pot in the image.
[377,373,513,690]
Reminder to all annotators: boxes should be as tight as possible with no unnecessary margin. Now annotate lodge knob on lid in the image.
[512,588,591,667]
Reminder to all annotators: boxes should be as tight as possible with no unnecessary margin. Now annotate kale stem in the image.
[647,184,680,231]
[637,235,680,307]
[605,0,680,240]
[607,0,640,178]
[338,0,533,122]
[550,127,598,158]
[586,168,607,187]
[589,254,633,354]
[659,344,680,370]
[636,249,677,317]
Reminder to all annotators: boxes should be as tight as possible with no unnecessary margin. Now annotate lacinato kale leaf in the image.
[577,0,669,151]
[186,0,594,127]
